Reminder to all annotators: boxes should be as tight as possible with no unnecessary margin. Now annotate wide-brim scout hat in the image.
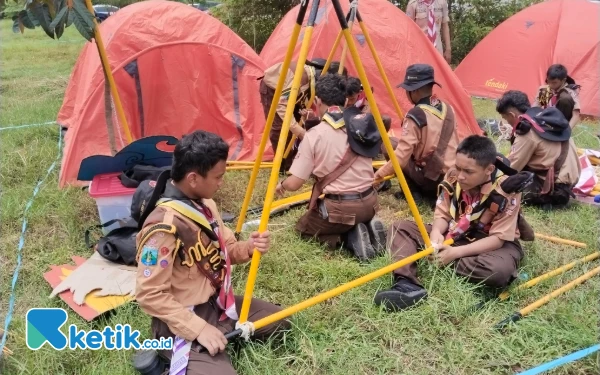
[306,58,346,76]
[524,107,571,142]
[343,106,383,158]
[397,64,442,92]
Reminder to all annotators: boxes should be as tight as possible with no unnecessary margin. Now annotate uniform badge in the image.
[148,237,158,246]
[141,247,158,266]
[149,180,156,188]
[160,247,170,256]
[160,260,169,268]
[143,268,152,277]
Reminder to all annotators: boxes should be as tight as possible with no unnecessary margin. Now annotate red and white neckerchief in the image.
[422,0,437,47]
[200,204,237,321]
[446,191,482,240]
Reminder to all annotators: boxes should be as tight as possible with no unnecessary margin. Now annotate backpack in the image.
[86,170,171,266]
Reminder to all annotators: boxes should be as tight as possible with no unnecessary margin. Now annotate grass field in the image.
[1,19,599,375]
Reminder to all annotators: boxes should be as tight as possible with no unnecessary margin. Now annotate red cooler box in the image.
[88,173,136,233]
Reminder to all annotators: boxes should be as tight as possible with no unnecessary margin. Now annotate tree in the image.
[212,0,300,53]
[11,0,95,40]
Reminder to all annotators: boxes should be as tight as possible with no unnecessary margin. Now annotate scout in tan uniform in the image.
[533,64,581,129]
[374,64,459,202]
[496,90,580,208]
[259,58,346,172]
[406,0,452,62]
[375,136,526,311]
[275,74,386,261]
[136,131,289,375]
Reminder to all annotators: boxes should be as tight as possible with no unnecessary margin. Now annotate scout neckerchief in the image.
[354,91,367,109]
[322,106,345,129]
[445,173,503,240]
[421,0,437,47]
[156,198,237,322]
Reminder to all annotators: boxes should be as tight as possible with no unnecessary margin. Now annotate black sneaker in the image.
[343,223,376,261]
[374,278,427,311]
[366,218,387,255]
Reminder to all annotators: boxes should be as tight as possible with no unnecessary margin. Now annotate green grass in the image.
[1,19,599,375]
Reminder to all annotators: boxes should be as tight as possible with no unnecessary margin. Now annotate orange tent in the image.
[260,0,480,140]
[455,0,600,117]
[57,0,268,187]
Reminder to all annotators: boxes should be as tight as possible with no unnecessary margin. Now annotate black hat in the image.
[397,64,441,91]
[306,57,346,76]
[342,106,382,158]
[524,107,571,142]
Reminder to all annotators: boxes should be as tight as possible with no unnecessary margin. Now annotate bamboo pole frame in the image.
[237,0,322,323]
[84,0,133,144]
[236,0,431,325]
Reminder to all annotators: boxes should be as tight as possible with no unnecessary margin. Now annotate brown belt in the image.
[324,187,374,201]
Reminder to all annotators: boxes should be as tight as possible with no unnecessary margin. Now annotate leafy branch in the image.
[12,0,95,40]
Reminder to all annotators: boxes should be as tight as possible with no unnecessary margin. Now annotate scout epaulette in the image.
[323,107,345,129]
[406,106,427,128]
[156,199,225,289]
[136,223,177,262]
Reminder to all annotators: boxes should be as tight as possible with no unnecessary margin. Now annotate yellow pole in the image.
[84,0,133,144]
[283,134,297,159]
[238,0,322,323]
[323,31,343,74]
[227,161,273,166]
[331,0,431,247]
[226,165,273,171]
[251,239,454,330]
[357,13,404,120]
[234,2,310,234]
[498,251,600,301]
[338,20,352,74]
[495,266,600,329]
[535,233,587,248]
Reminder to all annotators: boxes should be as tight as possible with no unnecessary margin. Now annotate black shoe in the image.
[366,218,386,255]
[394,190,423,205]
[374,277,427,311]
[343,223,376,261]
[377,180,392,193]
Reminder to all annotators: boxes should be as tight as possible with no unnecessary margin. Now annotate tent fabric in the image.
[455,0,600,117]
[260,0,481,141]
[57,0,268,187]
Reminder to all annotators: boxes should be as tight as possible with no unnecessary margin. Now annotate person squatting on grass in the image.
[374,64,459,203]
[496,90,580,209]
[275,73,387,262]
[135,131,289,375]
[375,135,532,311]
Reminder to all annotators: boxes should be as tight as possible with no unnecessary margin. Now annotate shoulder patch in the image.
[406,106,427,128]
[138,224,176,250]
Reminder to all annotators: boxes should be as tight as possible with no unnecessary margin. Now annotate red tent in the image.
[260,0,480,140]
[455,0,600,117]
[57,0,268,187]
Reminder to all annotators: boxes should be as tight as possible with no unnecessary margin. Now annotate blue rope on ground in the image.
[0,129,63,358]
[517,344,600,375]
[0,121,56,131]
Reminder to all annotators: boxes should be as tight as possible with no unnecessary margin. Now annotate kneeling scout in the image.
[375,136,531,311]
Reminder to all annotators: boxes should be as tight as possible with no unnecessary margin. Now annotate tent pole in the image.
[238,0,322,323]
[356,10,404,120]
[199,238,454,352]
[337,2,357,74]
[494,266,600,330]
[234,1,310,235]
[332,0,432,247]
[84,0,133,144]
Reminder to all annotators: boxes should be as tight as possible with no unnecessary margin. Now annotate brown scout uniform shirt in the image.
[135,199,253,342]
[263,62,313,137]
[435,169,522,241]
[377,99,458,178]
[533,84,581,124]
[406,0,450,54]
[289,117,374,194]
[509,127,580,186]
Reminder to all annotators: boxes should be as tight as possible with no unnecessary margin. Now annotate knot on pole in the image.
[235,321,256,341]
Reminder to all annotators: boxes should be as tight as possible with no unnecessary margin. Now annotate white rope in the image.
[235,321,255,341]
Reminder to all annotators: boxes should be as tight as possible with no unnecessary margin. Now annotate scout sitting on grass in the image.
[135,131,289,375]
[375,135,531,311]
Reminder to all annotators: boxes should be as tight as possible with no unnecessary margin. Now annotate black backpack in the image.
[86,170,171,266]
